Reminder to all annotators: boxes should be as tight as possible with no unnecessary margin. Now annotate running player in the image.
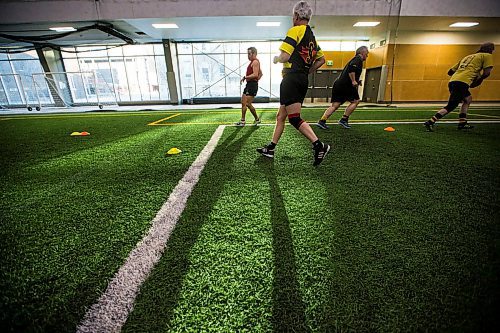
[317,46,369,129]
[236,47,263,126]
[256,1,330,166]
[424,42,495,131]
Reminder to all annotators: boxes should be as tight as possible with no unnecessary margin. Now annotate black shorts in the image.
[330,82,360,104]
[280,72,309,106]
[444,81,471,112]
[243,81,258,96]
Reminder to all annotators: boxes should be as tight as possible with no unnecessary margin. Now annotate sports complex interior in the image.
[1,0,499,332]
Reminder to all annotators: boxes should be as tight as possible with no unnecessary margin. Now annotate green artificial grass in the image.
[1,107,499,332]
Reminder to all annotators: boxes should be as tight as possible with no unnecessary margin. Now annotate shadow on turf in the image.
[255,157,310,333]
[122,126,260,332]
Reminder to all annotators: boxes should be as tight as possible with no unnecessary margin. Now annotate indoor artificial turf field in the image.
[1,106,499,332]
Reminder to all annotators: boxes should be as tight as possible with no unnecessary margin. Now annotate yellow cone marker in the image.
[167,147,182,155]
[70,132,82,136]
[384,127,395,132]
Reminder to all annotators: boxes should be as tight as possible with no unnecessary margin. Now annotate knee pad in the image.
[288,114,304,129]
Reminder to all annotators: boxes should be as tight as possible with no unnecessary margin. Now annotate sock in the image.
[312,140,322,150]
[320,115,328,121]
[458,113,467,124]
[341,115,349,121]
[429,113,443,124]
[268,142,276,149]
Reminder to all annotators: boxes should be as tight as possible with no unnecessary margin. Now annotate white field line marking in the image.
[76,125,226,333]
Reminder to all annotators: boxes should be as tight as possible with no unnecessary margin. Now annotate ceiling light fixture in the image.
[449,22,479,27]
[152,23,179,29]
[49,27,76,32]
[353,22,380,27]
[256,22,281,27]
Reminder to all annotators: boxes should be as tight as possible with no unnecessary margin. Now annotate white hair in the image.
[293,1,312,21]
[356,46,369,55]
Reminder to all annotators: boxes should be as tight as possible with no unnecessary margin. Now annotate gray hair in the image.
[293,1,312,21]
[356,46,369,55]
[247,47,257,55]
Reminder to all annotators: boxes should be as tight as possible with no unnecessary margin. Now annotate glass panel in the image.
[107,46,123,57]
[153,43,164,56]
[123,44,154,56]
[61,47,77,58]
[9,50,39,60]
[192,42,224,54]
[240,42,270,55]
[176,43,192,54]
[178,54,194,99]
[0,53,9,61]
[0,63,23,105]
[223,42,241,54]
[109,58,130,101]
[193,54,225,97]
[11,59,45,104]
[224,53,242,97]
[155,56,170,100]
[63,58,81,72]
[124,57,144,101]
[258,52,272,98]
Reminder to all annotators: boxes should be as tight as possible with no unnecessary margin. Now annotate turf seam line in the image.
[76,125,226,333]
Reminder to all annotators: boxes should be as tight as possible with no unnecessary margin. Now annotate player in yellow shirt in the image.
[256,1,330,166]
[424,42,494,131]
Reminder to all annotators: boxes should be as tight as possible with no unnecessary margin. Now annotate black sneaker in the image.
[257,143,275,158]
[458,123,474,130]
[313,142,331,166]
[338,119,351,129]
[317,119,329,130]
[423,121,434,132]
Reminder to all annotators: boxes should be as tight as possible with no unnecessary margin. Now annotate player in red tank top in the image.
[235,47,263,126]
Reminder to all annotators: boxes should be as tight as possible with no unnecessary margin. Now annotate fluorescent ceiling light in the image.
[49,27,76,32]
[353,22,380,27]
[152,23,179,29]
[256,22,281,27]
[449,22,479,27]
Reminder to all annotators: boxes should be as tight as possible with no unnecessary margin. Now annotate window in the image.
[0,50,52,108]
[61,44,169,103]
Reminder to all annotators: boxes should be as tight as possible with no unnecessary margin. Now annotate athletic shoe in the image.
[253,118,261,126]
[256,143,275,158]
[235,120,246,126]
[316,119,329,130]
[457,123,474,130]
[338,119,351,129]
[313,142,331,166]
[423,121,434,132]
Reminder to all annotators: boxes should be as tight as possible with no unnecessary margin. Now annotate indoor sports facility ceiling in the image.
[0,16,499,47]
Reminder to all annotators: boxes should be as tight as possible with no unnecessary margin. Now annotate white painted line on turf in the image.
[76,125,226,333]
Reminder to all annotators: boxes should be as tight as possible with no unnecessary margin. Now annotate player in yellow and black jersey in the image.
[256,1,330,166]
[424,42,495,131]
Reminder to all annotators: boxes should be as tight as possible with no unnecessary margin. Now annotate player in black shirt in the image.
[317,46,369,129]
